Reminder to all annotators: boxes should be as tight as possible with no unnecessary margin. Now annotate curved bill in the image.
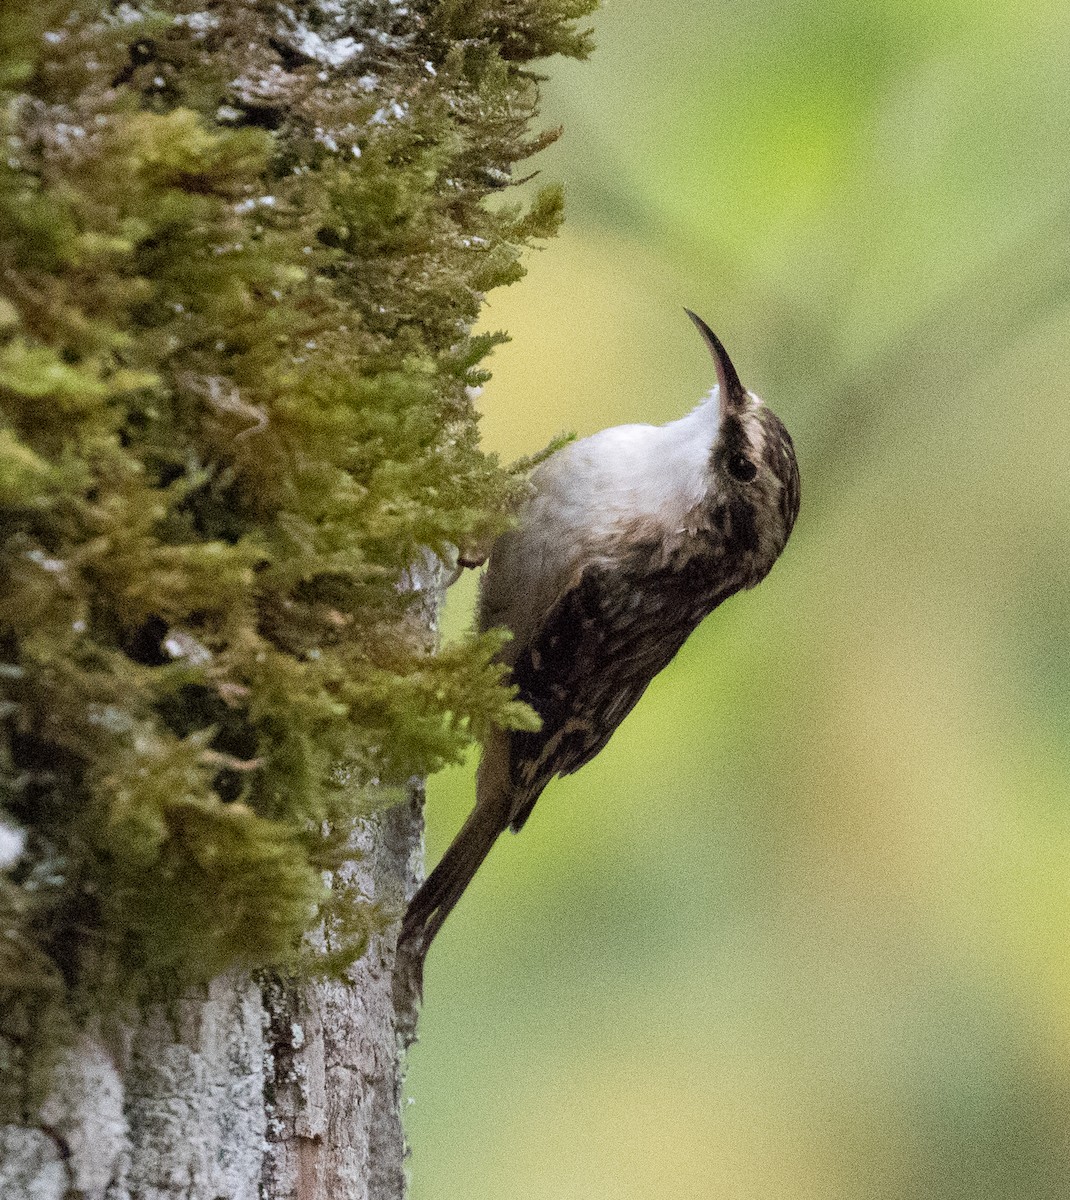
[684,308,747,420]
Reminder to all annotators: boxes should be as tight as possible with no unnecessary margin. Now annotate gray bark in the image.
[0,538,441,1199]
[0,783,425,1200]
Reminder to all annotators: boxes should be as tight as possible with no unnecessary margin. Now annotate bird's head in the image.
[685,309,801,585]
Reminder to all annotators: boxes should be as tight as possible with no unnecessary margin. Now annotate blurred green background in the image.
[405,1,1070,1196]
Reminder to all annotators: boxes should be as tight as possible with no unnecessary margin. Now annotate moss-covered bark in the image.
[0,0,594,1119]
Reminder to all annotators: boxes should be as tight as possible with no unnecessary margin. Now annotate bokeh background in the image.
[405,1,1070,1196]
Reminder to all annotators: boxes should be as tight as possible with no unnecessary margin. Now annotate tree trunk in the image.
[0,782,425,1200]
[0,2,440,1190]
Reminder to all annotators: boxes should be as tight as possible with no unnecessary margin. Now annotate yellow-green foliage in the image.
[0,0,594,1074]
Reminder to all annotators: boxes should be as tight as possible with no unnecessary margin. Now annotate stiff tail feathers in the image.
[395,729,514,997]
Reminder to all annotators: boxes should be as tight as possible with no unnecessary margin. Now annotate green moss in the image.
[0,0,596,1102]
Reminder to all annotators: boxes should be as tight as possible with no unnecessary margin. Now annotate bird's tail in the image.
[396,729,513,991]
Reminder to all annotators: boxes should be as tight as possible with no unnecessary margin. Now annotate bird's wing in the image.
[505,558,706,832]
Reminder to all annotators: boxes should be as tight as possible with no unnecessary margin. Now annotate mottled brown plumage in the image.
[398,312,800,974]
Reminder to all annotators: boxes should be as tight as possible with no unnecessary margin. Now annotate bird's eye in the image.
[727,452,758,483]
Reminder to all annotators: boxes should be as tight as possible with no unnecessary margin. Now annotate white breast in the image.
[479,391,727,658]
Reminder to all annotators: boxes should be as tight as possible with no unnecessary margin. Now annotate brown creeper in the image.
[399,311,800,968]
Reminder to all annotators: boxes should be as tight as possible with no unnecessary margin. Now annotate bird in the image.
[397,310,800,976]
